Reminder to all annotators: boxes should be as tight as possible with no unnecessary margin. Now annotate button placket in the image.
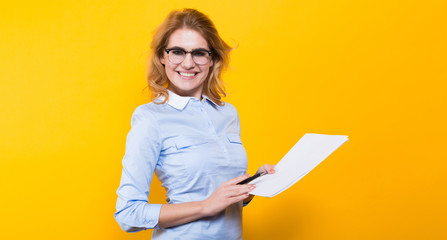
[200,104,229,163]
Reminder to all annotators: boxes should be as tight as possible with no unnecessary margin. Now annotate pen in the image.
[237,171,267,185]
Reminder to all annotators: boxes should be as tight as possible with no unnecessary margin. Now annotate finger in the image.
[267,165,276,174]
[229,192,251,204]
[225,184,255,197]
[225,174,251,186]
[258,164,276,174]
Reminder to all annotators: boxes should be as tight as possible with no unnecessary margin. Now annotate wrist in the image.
[199,199,211,217]
[243,194,255,204]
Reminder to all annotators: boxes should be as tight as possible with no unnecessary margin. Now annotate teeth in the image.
[179,72,195,77]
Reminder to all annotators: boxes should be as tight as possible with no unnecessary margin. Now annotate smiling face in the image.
[160,28,213,99]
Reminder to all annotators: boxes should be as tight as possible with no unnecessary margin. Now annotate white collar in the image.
[164,90,219,110]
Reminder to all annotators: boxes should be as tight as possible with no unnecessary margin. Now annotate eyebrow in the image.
[167,46,210,51]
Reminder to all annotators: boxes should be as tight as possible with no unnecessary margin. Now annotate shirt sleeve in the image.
[114,105,163,232]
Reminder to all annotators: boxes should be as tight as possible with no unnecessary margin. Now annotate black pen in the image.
[237,171,267,185]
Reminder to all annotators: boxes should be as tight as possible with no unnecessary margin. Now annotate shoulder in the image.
[220,101,239,117]
[130,102,163,127]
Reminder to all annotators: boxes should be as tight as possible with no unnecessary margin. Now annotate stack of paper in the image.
[249,133,349,197]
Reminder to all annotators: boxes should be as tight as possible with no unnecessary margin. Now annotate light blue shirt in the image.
[115,91,248,239]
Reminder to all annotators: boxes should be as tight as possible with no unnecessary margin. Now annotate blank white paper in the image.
[249,133,348,197]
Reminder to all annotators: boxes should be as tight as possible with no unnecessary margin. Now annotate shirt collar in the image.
[164,90,219,110]
[201,94,219,107]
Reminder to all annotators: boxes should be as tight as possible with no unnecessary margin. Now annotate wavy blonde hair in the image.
[147,8,232,105]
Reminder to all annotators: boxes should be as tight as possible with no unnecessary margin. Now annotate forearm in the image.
[158,201,208,228]
[158,174,255,229]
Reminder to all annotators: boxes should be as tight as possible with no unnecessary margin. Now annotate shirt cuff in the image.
[148,204,163,229]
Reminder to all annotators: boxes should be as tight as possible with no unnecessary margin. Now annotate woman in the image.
[115,8,274,239]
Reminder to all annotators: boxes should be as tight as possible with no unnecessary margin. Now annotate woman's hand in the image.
[201,174,255,217]
[256,164,276,175]
[243,164,276,204]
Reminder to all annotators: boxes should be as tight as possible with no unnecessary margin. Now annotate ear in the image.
[209,59,213,67]
[160,55,166,65]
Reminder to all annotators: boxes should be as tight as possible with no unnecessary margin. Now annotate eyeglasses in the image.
[164,48,212,65]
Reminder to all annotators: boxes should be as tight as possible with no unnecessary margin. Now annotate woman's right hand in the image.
[201,174,255,217]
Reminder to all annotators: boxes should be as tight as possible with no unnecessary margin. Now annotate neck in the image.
[167,86,202,100]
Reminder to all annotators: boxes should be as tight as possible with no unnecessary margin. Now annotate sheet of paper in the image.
[249,133,348,197]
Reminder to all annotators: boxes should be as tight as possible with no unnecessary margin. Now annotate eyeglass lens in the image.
[167,49,210,64]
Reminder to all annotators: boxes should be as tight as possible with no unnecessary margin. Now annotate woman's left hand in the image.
[255,164,276,175]
[243,164,276,204]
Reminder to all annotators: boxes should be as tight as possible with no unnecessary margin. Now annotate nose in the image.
[181,52,195,69]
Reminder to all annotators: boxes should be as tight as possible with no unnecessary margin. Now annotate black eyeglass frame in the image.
[164,48,212,64]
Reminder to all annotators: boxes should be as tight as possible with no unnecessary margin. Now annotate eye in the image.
[170,50,185,55]
[192,50,208,57]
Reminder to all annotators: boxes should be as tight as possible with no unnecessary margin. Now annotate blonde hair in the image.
[147,8,232,105]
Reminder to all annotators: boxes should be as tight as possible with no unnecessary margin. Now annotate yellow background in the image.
[1,0,446,239]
